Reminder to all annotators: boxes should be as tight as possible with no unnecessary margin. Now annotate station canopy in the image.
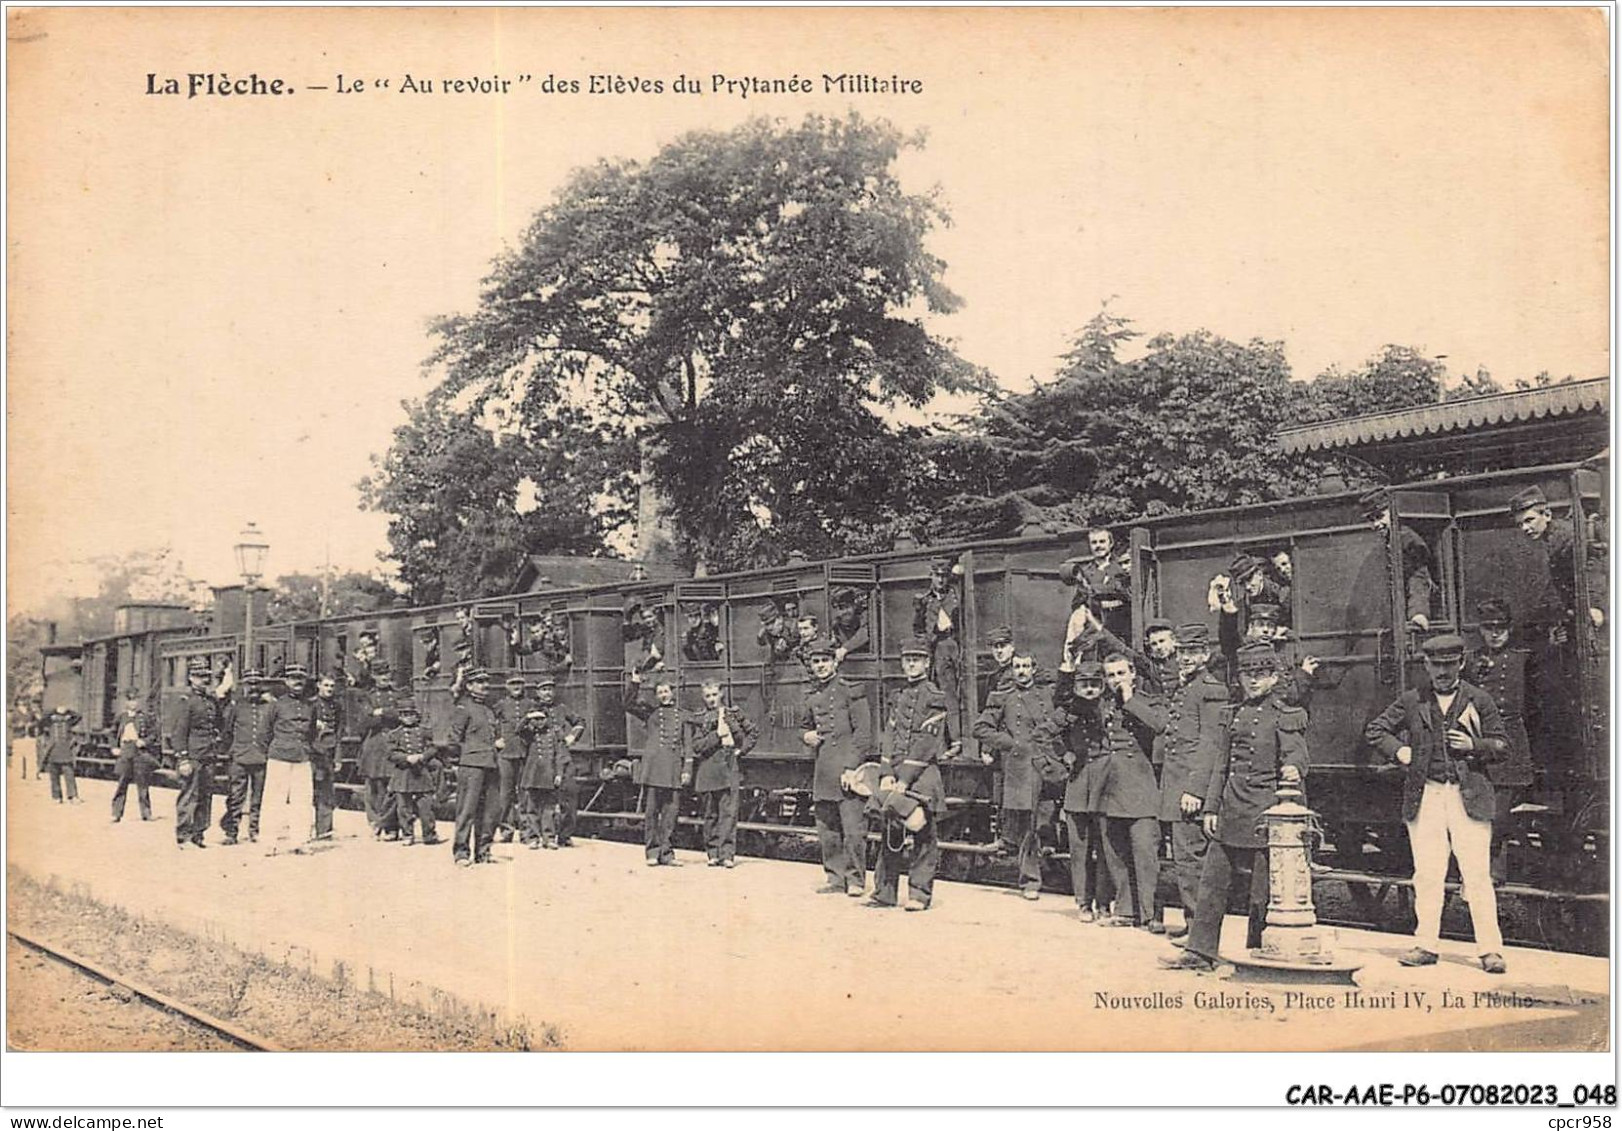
[1276,378,1610,475]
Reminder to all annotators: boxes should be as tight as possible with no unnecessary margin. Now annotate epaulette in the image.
[1275,703,1308,732]
[837,678,866,698]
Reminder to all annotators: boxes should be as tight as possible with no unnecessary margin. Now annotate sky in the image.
[7,6,1610,614]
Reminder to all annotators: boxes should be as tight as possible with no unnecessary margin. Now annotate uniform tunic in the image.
[880,679,950,815]
[1159,670,1229,820]
[1465,647,1535,787]
[625,688,692,788]
[258,694,316,762]
[1201,696,1308,848]
[1061,556,1132,637]
[171,689,223,763]
[1053,694,1107,814]
[39,709,81,767]
[357,687,398,778]
[222,697,268,766]
[518,715,574,790]
[800,677,873,802]
[445,699,500,769]
[1097,693,1168,820]
[387,722,439,793]
[973,682,1054,812]
[1532,517,1608,625]
[689,705,759,793]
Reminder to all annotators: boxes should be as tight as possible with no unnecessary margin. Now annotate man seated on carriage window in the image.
[829,586,870,664]
[1507,485,1607,643]
[681,603,725,663]
[1262,548,1294,628]
[792,613,823,673]
[624,602,667,674]
[1357,488,1438,632]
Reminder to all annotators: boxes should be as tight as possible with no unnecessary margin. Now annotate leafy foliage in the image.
[264,571,402,624]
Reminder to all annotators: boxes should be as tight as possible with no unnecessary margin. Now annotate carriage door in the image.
[1570,465,1609,781]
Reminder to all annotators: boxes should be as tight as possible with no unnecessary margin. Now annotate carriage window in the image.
[828,587,871,656]
[681,602,725,663]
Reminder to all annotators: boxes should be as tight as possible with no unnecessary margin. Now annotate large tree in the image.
[264,571,402,624]
[361,398,628,604]
[414,112,989,572]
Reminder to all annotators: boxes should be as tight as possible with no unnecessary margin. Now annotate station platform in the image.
[4,758,1609,1052]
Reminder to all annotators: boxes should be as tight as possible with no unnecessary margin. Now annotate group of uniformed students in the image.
[43,480,1601,969]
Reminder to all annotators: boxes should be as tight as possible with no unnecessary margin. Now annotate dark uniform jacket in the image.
[1203,694,1309,848]
[445,697,500,770]
[386,722,439,793]
[518,712,573,790]
[1096,692,1168,820]
[879,679,950,815]
[1533,518,1608,625]
[1052,691,1107,814]
[258,693,316,763]
[171,690,223,764]
[111,706,158,758]
[912,585,960,645]
[1394,525,1438,623]
[1217,615,1324,709]
[220,695,269,766]
[311,694,343,759]
[40,709,81,767]
[1158,669,1230,821]
[1089,624,1178,697]
[625,687,692,789]
[800,676,873,802]
[688,704,759,793]
[1061,556,1131,636]
[493,694,535,762]
[973,682,1057,812]
[1364,681,1508,824]
[356,687,398,778]
[1465,646,1535,787]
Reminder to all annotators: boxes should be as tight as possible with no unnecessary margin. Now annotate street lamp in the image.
[234,523,269,674]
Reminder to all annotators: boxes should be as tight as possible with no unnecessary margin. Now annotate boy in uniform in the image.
[801,637,873,896]
[219,670,272,844]
[868,636,950,911]
[493,674,535,842]
[518,697,573,848]
[446,669,502,866]
[388,698,441,846]
[689,680,759,867]
[171,658,223,848]
[624,670,692,866]
[40,704,82,804]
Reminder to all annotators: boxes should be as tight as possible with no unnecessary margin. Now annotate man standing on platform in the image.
[219,670,272,844]
[258,665,317,854]
[310,674,344,840]
[1097,652,1168,928]
[689,680,759,867]
[1465,598,1537,885]
[913,558,963,738]
[40,704,82,804]
[973,653,1056,901]
[356,663,399,840]
[1152,623,1228,937]
[493,674,535,843]
[446,669,502,866]
[109,689,157,823]
[1163,643,1308,972]
[801,637,873,897]
[170,658,222,849]
[530,676,584,846]
[1054,660,1113,922]
[624,670,691,866]
[1365,633,1510,975]
[868,636,950,911]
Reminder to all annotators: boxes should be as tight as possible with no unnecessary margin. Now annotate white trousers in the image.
[261,758,314,846]
[1406,781,1502,954]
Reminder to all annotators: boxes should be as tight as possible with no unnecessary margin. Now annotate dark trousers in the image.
[453,765,501,861]
[396,791,439,842]
[222,762,267,839]
[558,778,579,844]
[1186,841,1269,963]
[365,777,398,835]
[1102,816,1160,924]
[1001,807,1044,892]
[1167,818,1210,919]
[524,787,560,844]
[311,752,335,838]
[643,785,680,862]
[701,786,739,862]
[1490,786,1525,884]
[1064,811,1114,910]
[932,639,962,743]
[873,818,940,905]
[176,764,214,843]
[111,750,153,820]
[814,796,868,888]
[47,763,78,802]
[496,758,526,836]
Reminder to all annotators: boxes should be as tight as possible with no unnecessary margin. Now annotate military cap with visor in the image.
[1507,485,1549,516]
[986,625,1015,646]
[1174,623,1211,648]
[1235,642,1279,672]
[900,636,932,657]
[1475,597,1513,628]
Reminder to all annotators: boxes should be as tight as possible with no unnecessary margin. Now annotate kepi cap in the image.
[986,625,1014,646]
[1507,485,1549,515]
[1144,617,1175,635]
[1174,623,1210,648]
[900,635,931,657]
[1247,603,1283,624]
[1236,642,1278,673]
[1475,597,1513,627]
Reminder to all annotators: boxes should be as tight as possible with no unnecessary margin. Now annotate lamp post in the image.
[233,523,269,675]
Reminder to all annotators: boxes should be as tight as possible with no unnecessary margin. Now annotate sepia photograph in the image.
[2,2,1614,1113]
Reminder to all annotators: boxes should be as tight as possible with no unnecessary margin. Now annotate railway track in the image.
[7,927,283,1052]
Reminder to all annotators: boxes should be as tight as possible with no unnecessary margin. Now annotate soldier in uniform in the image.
[310,674,344,840]
[756,598,799,714]
[530,676,584,846]
[356,663,400,841]
[1069,607,1179,696]
[388,697,441,846]
[1061,527,1131,663]
[792,613,823,674]
[980,625,1018,706]
[973,653,1058,900]
[492,674,535,843]
[801,636,873,896]
[913,557,963,738]
[1365,633,1510,974]
[1097,652,1168,928]
[257,664,317,854]
[1163,643,1308,972]
[1218,602,1323,708]
[170,658,222,849]
[40,704,82,804]
[446,669,502,866]
[689,680,759,866]
[1360,488,1438,631]
[1054,660,1114,922]
[109,688,158,822]
[518,695,573,849]
[829,587,870,663]
[1466,597,1537,884]
[1152,624,1229,937]
[1508,485,1608,637]
[867,636,950,911]
[681,603,724,662]
[624,670,692,866]
[219,670,272,844]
